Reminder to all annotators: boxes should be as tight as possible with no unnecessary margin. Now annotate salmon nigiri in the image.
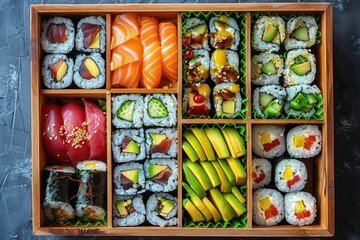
[140,17,159,46]
[111,13,140,49]
[110,37,142,71]
[111,61,142,88]
[159,22,178,82]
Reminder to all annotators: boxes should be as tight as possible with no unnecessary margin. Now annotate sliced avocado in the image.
[222,100,236,114]
[289,100,303,111]
[259,93,274,107]
[183,198,205,222]
[183,163,206,198]
[223,193,247,217]
[204,127,230,159]
[158,196,175,218]
[202,196,222,222]
[263,101,282,118]
[231,186,246,204]
[220,127,246,159]
[293,93,309,105]
[199,161,221,187]
[262,24,278,43]
[225,157,247,186]
[261,61,277,75]
[117,100,135,122]
[294,55,308,64]
[305,94,318,104]
[149,133,166,147]
[211,160,232,193]
[291,61,311,76]
[293,26,309,41]
[148,98,168,118]
[149,164,168,178]
[183,131,207,161]
[116,200,129,217]
[271,32,281,45]
[190,128,216,161]
[192,24,207,35]
[123,140,140,154]
[122,169,140,183]
[208,188,236,222]
[218,158,236,186]
[182,140,199,162]
[184,158,213,190]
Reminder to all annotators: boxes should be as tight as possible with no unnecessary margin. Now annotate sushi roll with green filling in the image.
[144,94,177,127]
[252,158,272,190]
[252,16,286,52]
[75,16,106,53]
[252,125,286,159]
[145,128,178,159]
[113,194,146,227]
[144,158,178,192]
[74,53,105,89]
[284,49,316,87]
[213,82,242,118]
[146,193,178,227]
[183,18,209,50]
[284,191,317,226]
[286,125,322,158]
[114,162,146,196]
[285,84,322,117]
[209,15,240,50]
[252,53,284,86]
[112,129,146,163]
[210,49,240,83]
[112,94,144,128]
[186,49,210,84]
[253,188,284,226]
[42,54,74,89]
[184,82,211,117]
[275,159,308,193]
[284,16,318,50]
[253,85,287,118]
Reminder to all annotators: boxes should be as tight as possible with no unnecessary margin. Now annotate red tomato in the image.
[183,36,191,46]
[193,94,204,103]
[184,49,194,59]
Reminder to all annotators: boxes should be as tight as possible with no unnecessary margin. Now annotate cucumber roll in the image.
[184,82,211,117]
[275,159,307,193]
[252,125,286,159]
[284,191,317,226]
[75,16,106,53]
[112,129,146,163]
[284,49,316,86]
[253,188,284,226]
[284,16,318,50]
[113,194,146,227]
[73,53,105,89]
[209,15,240,50]
[42,54,74,89]
[76,161,107,221]
[112,94,144,128]
[144,94,177,127]
[253,85,287,118]
[252,53,284,86]
[210,49,240,83]
[146,193,178,227]
[114,162,146,196]
[43,166,76,224]
[286,125,322,158]
[252,16,286,52]
[183,18,209,50]
[213,82,242,118]
[186,49,210,84]
[144,158,178,192]
[145,128,178,159]
[252,158,272,190]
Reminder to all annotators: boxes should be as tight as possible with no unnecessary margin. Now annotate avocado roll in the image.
[143,94,177,127]
[144,158,178,192]
[43,166,76,224]
[113,194,146,227]
[73,53,105,89]
[112,94,144,128]
[184,82,211,117]
[286,125,322,158]
[42,54,74,89]
[183,18,209,50]
[209,15,240,50]
[76,161,107,221]
[252,158,272,190]
[284,16,318,50]
[252,125,286,159]
[275,159,307,193]
[114,162,146,196]
[210,49,240,83]
[145,128,178,159]
[186,49,210,84]
[75,16,106,53]
[284,191,317,226]
[112,129,146,163]
[213,82,242,118]
[253,85,287,119]
[253,188,284,226]
[146,193,178,227]
[252,52,284,86]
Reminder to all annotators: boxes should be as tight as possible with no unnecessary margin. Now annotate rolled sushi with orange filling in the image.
[275,159,307,193]
[184,82,211,117]
[286,125,322,158]
[210,49,240,83]
[75,16,106,53]
[73,53,105,89]
[252,125,286,159]
[42,54,74,89]
[213,82,242,118]
[253,188,284,226]
[284,191,317,226]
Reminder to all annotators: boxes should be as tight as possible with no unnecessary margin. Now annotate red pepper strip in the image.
[254,172,266,184]
[304,135,317,150]
[263,139,280,152]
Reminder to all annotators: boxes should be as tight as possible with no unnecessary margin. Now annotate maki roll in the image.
[275,159,307,193]
[284,191,317,226]
[252,53,284,86]
[113,194,146,227]
[41,17,75,54]
[144,158,178,192]
[186,49,210,84]
[114,162,146,196]
[43,166,76,224]
[253,85,287,118]
[75,16,106,53]
[144,94,177,127]
[112,94,144,128]
[112,129,146,163]
[73,53,105,89]
[184,82,211,117]
[284,84,322,117]
[210,49,240,83]
[76,161,107,221]
[286,125,322,158]
[183,18,209,50]
[145,128,178,158]
[252,16,286,52]
[213,82,242,118]
[284,49,316,87]
[252,125,286,159]
[252,158,272,190]
[253,188,284,226]
[284,16,318,50]
[146,193,178,227]
[42,54,74,89]
[209,15,240,50]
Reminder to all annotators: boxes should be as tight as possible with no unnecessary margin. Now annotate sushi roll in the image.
[145,128,178,159]
[76,160,107,221]
[286,125,322,158]
[284,191,317,226]
[284,84,322,117]
[253,85,287,118]
[251,53,284,86]
[43,166,76,224]
[183,18,209,50]
[253,188,284,226]
[75,16,106,53]
[252,16,286,52]
[210,49,240,83]
[275,159,307,193]
[114,162,146,196]
[73,53,105,89]
[113,194,146,227]
[213,82,242,118]
[146,193,178,227]
[143,94,177,127]
[284,16,318,50]
[252,125,286,159]
[112,94,144,128]
[41,17,75,54]
[209,15,240,50]
[283,49,316,87]
[144,158,178,192]
[252,158,272,190]
[42,54,74,89]
[112,129,146,163]
[186,49,210,84]
[184,82,211,117]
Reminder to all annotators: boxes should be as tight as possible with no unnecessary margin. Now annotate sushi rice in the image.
[286,125,322,158]
[113,194,146,227]
[143,94,177,127]
[144,158,178,192]
[75,16,106,53]
[186,49,210,84]
[112,94,144,128]
[275,158,308,193]
[114,162,146,196]
[73,53,105,89]
[253,85,287,119]
[146,193,178,227]
[284,191,317,226]
[284,16,318,50]
[252,158,272,190]
[209,15,240,50]
[253,188,284,226]
[112,129,146,163]
[183,18,210,50]
[42,54,74,89]
[251,52,284,86]
[252,125,286,159]
[145,128,178,159]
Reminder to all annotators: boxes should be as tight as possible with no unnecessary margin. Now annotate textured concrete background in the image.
[0,0,357,239]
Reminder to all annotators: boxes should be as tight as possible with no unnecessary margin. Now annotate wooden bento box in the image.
[30,3,334,237]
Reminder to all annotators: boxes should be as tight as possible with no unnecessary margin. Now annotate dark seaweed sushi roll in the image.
[183,18,210,50]
[113,194,146,227]
[253,85,287,119]
[42,54,74,89]
[209,15,240,50]
[112,129,146,163]
[144,158,178,192]
[43,166,76,224]
[210,49,240,83]
[184,82,212,117]
[114,162,146,196]
[144,94,177,127]
[146,193,178,227]
[73,53,105,89]
[186,49,210,84]
[75,161,107,221]
[75,16,106,53]
[145,128,178,159]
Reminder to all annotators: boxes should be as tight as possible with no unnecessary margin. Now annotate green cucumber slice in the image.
[192,24,207,35]
[293,93,308,105]
[263,101,282,117]
[301,104,314,112]
[261,61,277,75]
[117,100,135,122]
[289,100,302,111]
[305,94,318,104]
[148,98,169,118]
[293,26,309,41]
[259,93,274,107]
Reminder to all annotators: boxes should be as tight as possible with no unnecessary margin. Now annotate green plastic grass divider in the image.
[61,216,107,227]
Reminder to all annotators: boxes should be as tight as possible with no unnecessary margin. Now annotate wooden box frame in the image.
[31,3,334,237]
